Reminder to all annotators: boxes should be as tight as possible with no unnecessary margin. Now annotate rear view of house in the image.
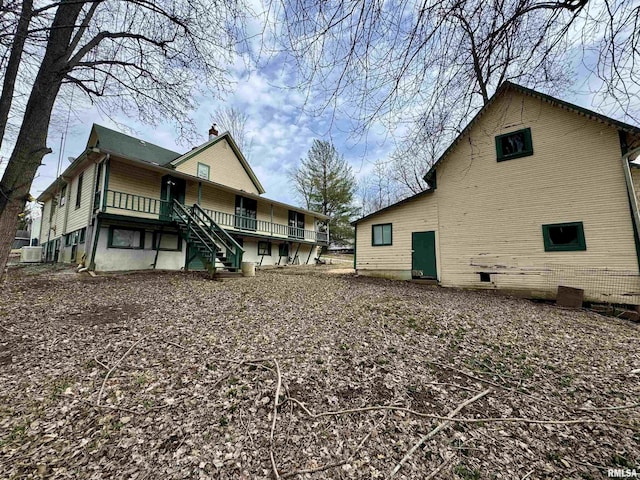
[38,125,329,273]
[354,82,640,305]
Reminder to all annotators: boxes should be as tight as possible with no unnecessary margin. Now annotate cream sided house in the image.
[38,124,329,273]
[354,82,640,305]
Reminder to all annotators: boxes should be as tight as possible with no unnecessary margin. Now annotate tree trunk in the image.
[0,0,33,152]
[0,1,85,275]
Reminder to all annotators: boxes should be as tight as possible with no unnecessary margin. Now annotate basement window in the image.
[479,272,491,282]
[542,222,586,252]
[372,223,392,246]
[108,227,145,249]
[258,241,271,256]
[496,128,533,161]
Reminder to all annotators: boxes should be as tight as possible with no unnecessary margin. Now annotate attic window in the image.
[542,222,586,252]
[496,128,533,161]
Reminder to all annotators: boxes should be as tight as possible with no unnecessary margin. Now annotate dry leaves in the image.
[0,264,638,479]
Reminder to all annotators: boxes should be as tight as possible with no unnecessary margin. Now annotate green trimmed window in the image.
[542,222,586,252]
[75,173,84,209]
[279,243,289,257]
[372,223,392,246]
[258,241,271,256]
[108,226,145,249]
[153,232,181,251]
[496,128,533,161]
[197,162,210,180]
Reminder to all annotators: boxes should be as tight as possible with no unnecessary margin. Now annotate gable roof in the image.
[352,188,434,225]
[423,81,640,184]
[170,131,265,194]
[89,124,182,166]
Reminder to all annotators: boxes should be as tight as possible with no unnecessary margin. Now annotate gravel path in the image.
[1,265,638,479]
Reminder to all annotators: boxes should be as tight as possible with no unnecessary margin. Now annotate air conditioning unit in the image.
[21,246,43,263]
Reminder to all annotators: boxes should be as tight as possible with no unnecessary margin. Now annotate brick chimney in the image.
[208,124,218,140]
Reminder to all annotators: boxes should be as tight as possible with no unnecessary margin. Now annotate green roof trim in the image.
[423,81,640,183]
[171,132,265,194]
[90,124,181,166]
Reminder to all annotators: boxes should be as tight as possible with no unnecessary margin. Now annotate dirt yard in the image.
[1,265,638,479]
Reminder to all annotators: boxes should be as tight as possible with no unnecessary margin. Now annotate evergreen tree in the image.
[291,140,356,244]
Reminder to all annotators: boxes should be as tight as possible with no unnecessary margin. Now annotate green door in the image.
[160,175,186,221]
[412,231,437,279]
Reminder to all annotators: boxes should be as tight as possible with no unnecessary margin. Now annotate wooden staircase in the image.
[172,201,244,275]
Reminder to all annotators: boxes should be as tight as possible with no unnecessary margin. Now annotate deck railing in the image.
[100,189,329,243]
[204,208,328,243]
[103,189,168,215]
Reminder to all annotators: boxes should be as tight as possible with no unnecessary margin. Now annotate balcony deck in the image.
[100,189,329,244]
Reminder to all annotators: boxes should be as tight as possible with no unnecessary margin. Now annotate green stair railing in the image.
[172,201,244,272]
[191,203,244,271]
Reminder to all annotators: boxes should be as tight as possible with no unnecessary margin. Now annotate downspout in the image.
[621,145,640,269]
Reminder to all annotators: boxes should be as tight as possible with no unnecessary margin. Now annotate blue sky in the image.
[26,50,394,212]
[5,1,639,218]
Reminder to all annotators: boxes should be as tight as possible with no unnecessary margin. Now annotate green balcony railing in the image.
[204,208,329,244]
[103,190,168,215]
[100,189,329,244]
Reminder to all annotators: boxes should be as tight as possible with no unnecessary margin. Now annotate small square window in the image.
[372,223,392,246]
[258,241,271,256]
[542,222,586,252]
[496,128,533,161]
[197,162,210,180]
[108,227,145,249]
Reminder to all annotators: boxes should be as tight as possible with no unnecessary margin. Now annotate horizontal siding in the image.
[175,139,259,194]
[435,91,639,299]
[105,160,164,219]
[356,194,438,271]
[66,162,95,232]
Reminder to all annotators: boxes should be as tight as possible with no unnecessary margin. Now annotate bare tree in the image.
[267,0,611,203]
[0,0,249,271]
[212,106,252,157]
[358,159,402,216]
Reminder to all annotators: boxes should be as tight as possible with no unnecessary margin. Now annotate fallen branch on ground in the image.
[284,397,638,430]
[96,336,147,406]
[280,411,388,479]
[270,358,283,480]
[389,388,492,477]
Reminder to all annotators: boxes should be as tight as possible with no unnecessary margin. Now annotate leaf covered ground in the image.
[0,265,638,479]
